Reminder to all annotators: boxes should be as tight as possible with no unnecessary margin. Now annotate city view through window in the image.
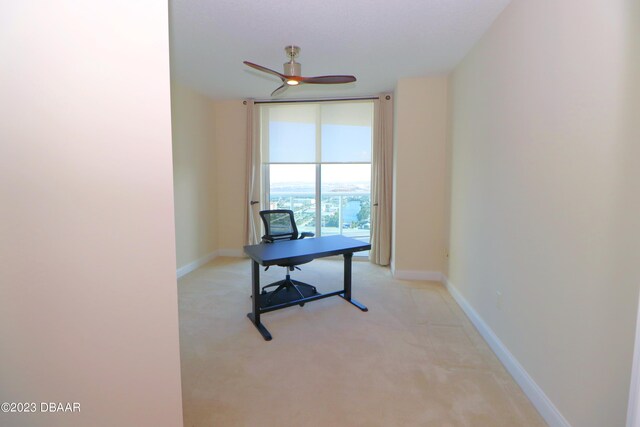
[268,164,371,240]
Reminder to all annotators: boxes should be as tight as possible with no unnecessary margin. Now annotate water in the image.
[342,200,361,224]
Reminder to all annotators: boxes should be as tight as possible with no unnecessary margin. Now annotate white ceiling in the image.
[169,0,511,100]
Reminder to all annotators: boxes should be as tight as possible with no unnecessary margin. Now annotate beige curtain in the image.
[369,94,393,265]
[243,99,261,245]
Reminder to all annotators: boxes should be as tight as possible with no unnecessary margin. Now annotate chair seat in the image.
[275,258,313,268]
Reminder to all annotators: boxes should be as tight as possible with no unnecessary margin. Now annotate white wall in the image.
[171,82,218,268]
[393,76,450,278]
[0,2,184,426]
[449,0,639,426]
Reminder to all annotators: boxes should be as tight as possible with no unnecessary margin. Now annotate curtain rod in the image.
[252,96,382,105]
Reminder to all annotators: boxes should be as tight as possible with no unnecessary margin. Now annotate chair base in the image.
[259,277,318,308]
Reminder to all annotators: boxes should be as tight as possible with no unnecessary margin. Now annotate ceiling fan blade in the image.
[243,61,286,81]
[301,75,357,84]
[271,84,288,97]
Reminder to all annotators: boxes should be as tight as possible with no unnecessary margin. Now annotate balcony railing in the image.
[269,192,370,241]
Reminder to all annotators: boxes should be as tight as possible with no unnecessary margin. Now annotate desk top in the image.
[243,235,371,266]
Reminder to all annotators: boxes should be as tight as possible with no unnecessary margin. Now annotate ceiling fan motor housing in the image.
[283,61,301,76]
[283,45,301,76]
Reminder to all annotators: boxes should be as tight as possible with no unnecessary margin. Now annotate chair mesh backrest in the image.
[260,210,299,241]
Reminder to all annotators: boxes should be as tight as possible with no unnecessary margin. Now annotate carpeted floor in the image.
[178,257,546,427]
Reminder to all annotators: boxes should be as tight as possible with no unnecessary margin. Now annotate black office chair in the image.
[259,209,317,305]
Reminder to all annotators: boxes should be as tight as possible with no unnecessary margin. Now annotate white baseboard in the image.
[176,251,218,279]
[392,269,444,282]
[217,248,245,258]
[176,249,246,279]
[444,277,571,427]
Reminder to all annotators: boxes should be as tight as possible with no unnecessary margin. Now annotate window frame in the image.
[260,100,374,241]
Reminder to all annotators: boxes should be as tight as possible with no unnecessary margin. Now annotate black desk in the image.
[244,235,371,340]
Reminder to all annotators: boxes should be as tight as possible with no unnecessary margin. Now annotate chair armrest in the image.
[299,232,315,239]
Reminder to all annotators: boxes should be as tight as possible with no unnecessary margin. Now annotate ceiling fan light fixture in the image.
[286,79,299,86]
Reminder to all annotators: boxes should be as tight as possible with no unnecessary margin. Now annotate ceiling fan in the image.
[243,46,356,96]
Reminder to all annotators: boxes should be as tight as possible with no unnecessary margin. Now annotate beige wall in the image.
[212,100,247,253]
[449,0,639,425]
[0,2,183,426]
[171,82,218,268]
[171,97,247,262]
[393,76,449,276]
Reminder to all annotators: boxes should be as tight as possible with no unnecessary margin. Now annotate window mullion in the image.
[315,104,322,236]
[263,164,270,211]
[316,164,321,237]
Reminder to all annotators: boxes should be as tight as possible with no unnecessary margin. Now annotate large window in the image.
[260,101,373,243]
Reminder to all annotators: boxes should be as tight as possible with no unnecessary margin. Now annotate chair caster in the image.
[299,303,305,307]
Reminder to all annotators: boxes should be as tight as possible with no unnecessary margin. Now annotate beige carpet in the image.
[178,257,546,427]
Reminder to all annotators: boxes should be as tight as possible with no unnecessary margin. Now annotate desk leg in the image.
[247,260,272,341]
[340,253,368,312]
